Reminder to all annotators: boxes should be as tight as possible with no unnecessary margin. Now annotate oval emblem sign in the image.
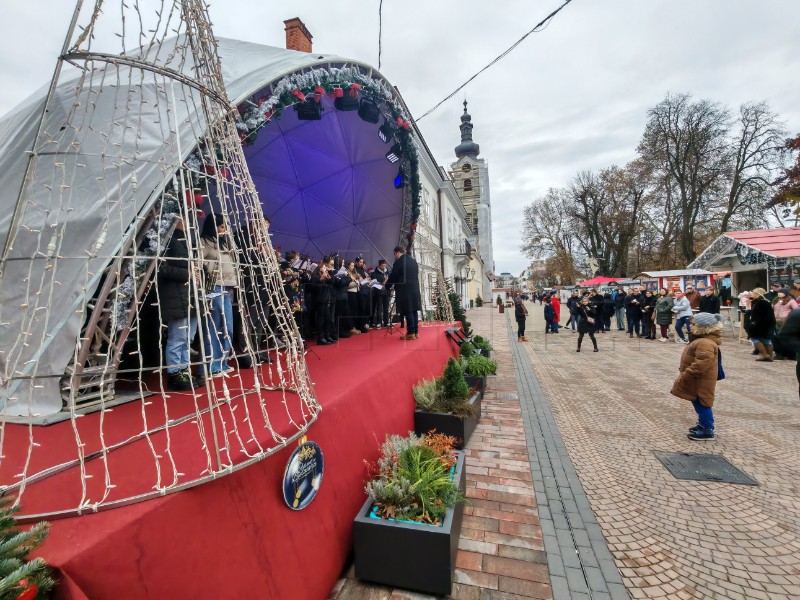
[283,440,323,510]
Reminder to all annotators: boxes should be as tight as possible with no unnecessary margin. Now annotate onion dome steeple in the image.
[454,100,480,159]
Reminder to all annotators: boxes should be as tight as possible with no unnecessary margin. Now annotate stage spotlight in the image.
[294,99,322,120]
[378,120,396,143]
[394,168,405,189]
[385,144,401,164]
[334,95,359,111]
[357,99,381,124]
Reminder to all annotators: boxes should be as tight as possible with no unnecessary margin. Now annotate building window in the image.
[463,179,472,192]
[462,164,471,173]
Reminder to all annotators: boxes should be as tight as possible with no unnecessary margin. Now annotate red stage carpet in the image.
[23,325,457,600]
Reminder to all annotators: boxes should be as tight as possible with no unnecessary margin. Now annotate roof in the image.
[724,228,800,258]
[639,269,714,278]
[577,276,622,287]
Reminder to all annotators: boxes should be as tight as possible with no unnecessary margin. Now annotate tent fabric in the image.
[0,37,402,417]
[577,276,622,287]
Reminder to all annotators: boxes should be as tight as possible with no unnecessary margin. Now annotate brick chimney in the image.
[284,18,313,53]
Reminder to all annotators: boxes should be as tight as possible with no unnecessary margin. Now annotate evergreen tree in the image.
[0,498,53,600]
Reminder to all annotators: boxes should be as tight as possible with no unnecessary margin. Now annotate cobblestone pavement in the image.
[518,300,800,599]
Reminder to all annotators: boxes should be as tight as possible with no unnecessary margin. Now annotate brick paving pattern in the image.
[519,300,800,600]
[332,309,553,599]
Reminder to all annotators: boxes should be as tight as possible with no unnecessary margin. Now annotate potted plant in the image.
[413,358,481,448]
[353,432,466,596]
[471,335,493,357]
[462,353,497,399]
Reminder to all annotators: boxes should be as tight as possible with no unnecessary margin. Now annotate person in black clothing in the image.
[354,256,372,332]
[601,292,615,333]
[746,288,776,361]
[544,297,556,333]
[515,297,529,341]
[310,258,335,345]
[614,289,626,331]
[386,246,422,340]
[371,259,391,328]
[641,289,657,339]
[698,287,721,314]
[575,296,599,352]
[624,287,644,337]
[566,290,580,332]
[331,257,353,338]
[778,307,800,396]
[159,216,204,391]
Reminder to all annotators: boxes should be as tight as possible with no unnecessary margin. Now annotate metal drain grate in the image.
[653,452,758,486]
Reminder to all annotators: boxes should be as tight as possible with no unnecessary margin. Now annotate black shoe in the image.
[688,424,703,435]
[576,348,581,352]
[593,348,599,352]
[359,327,370,334]
[338,330,352,339]
[751,349,759,355]
[688,427,715,441]
[238,356,253,369]
[318,338,331,346]
[629,334,633,338]
[167,371,194,392]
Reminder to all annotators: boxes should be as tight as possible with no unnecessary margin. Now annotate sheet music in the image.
[370,279,383,290]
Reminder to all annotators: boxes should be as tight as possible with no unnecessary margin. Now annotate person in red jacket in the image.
[550,294,561,333]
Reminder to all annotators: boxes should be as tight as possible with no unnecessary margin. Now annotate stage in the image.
[16,324,456,600]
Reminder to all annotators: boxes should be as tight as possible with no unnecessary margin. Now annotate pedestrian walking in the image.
[655,288,675,342]
[672,290,693,344]
[575,296,599,352]
[551,294,562,333]
[670,312,724,441]
[566,290,580,332]
[544,297,558,334]
[746,288,776,361]
[515,297,528,342]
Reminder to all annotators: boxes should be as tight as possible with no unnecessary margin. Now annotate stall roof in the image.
[725,228,800,258]
[639,269,714,278]
[577,276,622,287]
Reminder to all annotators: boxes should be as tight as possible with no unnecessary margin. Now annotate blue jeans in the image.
[675,316,692,340]
[405,310,419,335]
[165,316,198,374]
[692,399,714,430]
[615,308,625,330]
[205,286,234,373]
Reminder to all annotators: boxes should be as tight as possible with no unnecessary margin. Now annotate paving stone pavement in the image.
[517,300,800,600]
[331,310,554,600]
[332,304,800,600]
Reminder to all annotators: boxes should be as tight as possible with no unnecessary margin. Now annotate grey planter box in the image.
[464,375,486,400]
[414,391,481,449]
[353,451,466,596]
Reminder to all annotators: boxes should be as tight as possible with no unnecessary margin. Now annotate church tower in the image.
[451,101,494,300]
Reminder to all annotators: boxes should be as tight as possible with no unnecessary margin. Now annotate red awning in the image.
[577,276,622,287]
[726,227,800,258]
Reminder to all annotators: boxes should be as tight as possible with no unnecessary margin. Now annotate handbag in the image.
[717,350,725,381]
[586,316,595,325]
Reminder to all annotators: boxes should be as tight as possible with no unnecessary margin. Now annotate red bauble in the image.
[334,88,344,98]
[410,223,417,231]
[203,164,215,176]
[314,86,325,95]
[350,83,362,90]
[291,89,306,102]
[396,117,404,127]
[402,121,410,130]
[313,93,322,103]
[16,580,39,600]
[408,233,415,241]
[219,168,231,180]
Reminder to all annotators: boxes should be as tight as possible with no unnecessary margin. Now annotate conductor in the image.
[386,245,422,341]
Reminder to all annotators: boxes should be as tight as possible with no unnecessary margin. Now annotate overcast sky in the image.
[1,1,799,275]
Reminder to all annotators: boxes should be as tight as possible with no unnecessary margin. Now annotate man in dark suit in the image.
[386,246,421,340]
[371,259,390,328]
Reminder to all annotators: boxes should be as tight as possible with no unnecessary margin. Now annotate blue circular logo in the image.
[283,440,324,510]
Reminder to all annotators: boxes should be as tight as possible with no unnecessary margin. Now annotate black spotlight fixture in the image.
[334,94,359,112]
[294,99,322,120]
[357,98,381,124]
[385,144,401,164]
[378,119,396,143]
[394,168,405,189]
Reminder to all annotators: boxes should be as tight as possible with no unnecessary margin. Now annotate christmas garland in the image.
[232,65,422,251]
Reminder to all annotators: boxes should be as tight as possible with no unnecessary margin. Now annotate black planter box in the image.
[353,451,466,596]
[464,375,486,400]
[479,348,491,358]
[414,392,481,449]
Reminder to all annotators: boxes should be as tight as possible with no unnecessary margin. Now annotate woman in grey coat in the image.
[654,288,675,342]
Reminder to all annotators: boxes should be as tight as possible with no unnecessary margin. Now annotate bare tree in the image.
[720,101,786,232]
[638,93,730,263]
[520,188,580,283]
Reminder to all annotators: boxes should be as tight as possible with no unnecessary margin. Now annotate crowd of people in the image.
[157,210,421,391]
